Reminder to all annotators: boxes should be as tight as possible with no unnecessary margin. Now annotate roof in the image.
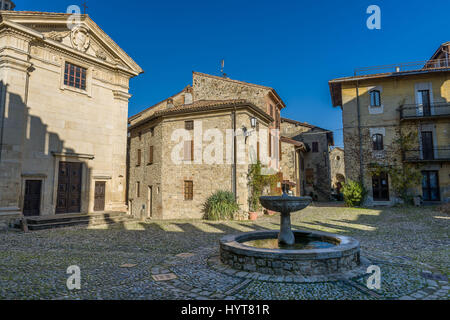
[281,117,334,146]
[128,86,190,122]
[328,42,450,108]
[281,117,329,131]
[0,11,143,76]
[129,99,274,130]
[280,136,306,150]
[193,72,286,109]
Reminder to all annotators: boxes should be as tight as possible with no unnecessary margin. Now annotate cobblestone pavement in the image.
[0,205,448,300]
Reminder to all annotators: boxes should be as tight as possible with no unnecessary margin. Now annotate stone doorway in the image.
[56,162,82,214]
[23,180,42,217]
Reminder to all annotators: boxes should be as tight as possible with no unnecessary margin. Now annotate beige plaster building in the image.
[0,8,143,227]
[128,73,284,219]
[329,42,449,205]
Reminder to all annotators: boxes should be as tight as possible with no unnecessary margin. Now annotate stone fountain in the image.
[219,193,362,277]
[259,193,311,246]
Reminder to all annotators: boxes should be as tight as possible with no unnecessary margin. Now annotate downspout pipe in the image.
[355,80,364,182]
[232,109,237,200]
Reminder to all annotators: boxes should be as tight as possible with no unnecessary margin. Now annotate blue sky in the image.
[20,0,450,146]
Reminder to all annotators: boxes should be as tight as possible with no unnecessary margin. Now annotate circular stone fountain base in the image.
[220,230,361,277]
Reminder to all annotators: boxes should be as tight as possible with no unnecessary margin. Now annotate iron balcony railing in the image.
[399,102,450,120]
[403,147,450,162]
[354,58,450,76]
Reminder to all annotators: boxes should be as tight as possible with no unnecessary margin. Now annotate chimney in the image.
[184,86,193,105]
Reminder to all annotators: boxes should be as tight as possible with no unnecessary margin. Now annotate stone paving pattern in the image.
[0,205,448,300]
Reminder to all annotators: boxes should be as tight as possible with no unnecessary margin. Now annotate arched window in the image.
[372,134,384,151]
[370,90,381,107]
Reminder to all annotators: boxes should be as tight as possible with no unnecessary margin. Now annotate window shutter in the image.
[149,146,154,164]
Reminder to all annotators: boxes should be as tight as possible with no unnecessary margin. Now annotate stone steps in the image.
[21,213,135,231]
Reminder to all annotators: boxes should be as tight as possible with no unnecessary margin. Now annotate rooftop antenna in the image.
[82,1,88,14]
[220,59,227,78]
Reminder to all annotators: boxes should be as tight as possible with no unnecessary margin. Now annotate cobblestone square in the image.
[0,205,448,300]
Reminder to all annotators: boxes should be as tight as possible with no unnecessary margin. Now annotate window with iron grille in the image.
[370,90,381,107]
[372,134,384,151]
[64,62,87,90]
[184,181,193,200]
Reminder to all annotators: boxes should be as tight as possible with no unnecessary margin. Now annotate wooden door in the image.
[372,173,389,201]
[23,180,42,217]
[56,162,82,214]
[94,182,106,212]
[421,132,434,160]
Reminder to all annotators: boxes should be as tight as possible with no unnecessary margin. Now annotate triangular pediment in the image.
[0,11,143,76]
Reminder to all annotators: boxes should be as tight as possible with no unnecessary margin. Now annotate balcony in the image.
[399,102,450,121]
[403,147,450,162]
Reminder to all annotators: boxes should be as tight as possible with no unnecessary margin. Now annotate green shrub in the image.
[342,180,367,207]
[203,191,240,221]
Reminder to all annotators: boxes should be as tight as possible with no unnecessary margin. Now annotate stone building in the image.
[329,147,346,192]
[127,72,284,219]
[280,118,335,201]
[0,7,143,227]
[329,42,449,205]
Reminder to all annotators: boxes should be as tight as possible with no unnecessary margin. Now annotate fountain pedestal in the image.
[279,211,295,245]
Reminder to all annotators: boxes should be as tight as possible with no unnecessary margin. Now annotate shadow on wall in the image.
[0,80,94,216]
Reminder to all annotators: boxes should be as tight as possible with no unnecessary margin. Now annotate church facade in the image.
[0,9,143,227]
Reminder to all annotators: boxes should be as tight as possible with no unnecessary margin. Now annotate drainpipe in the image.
[232,109,237,200]
[356,81,364,182]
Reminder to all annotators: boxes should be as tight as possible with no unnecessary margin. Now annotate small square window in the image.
[185,121,194,131]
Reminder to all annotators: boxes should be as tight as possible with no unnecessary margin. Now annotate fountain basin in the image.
[220,230,361,276]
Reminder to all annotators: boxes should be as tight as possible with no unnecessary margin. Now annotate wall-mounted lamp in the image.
[251,117,257,129]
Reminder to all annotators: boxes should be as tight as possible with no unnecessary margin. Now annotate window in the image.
[64,62,87,90]
[372,173,389,201]
[370,90,381,107]
[137,149,141,166]
[305,169,314,185]
[148,146,154,165]
[184,181,193,200]
[138,132,142,141]
[184,140,194,161]
[136,181,141,198]
[185,121,194,131]
[372,134,384,151]
[422,171,440,201]
[312,142,319,153]
[150,127,155,137]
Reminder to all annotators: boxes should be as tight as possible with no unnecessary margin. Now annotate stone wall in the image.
[281,120,333,201]
[329,147,346,190]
